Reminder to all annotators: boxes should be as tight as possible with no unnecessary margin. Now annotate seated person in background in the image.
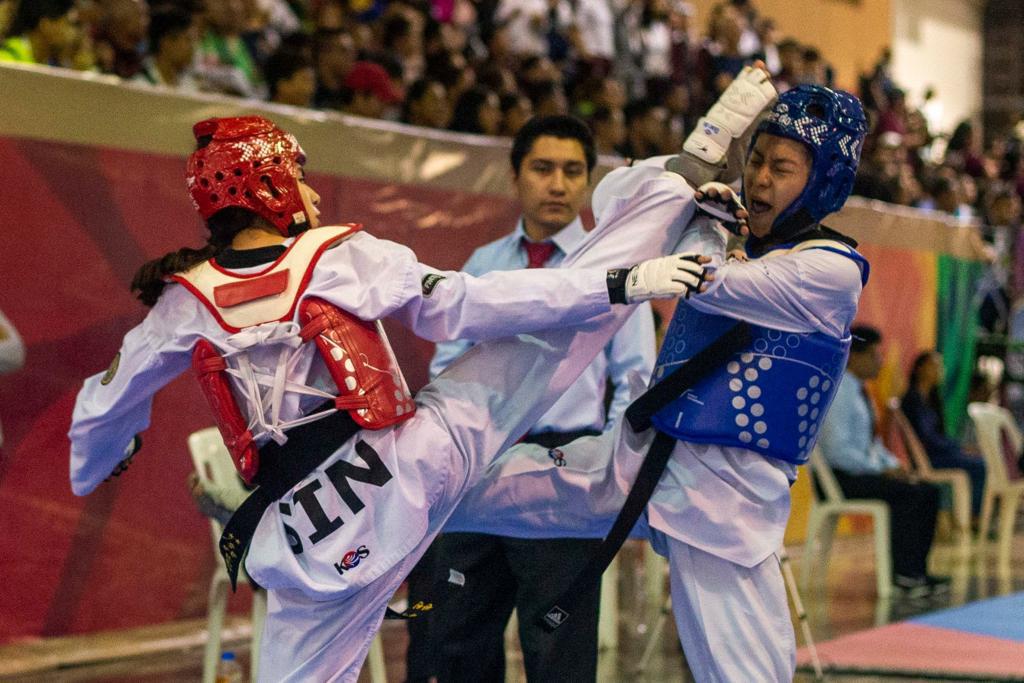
[818,325,948,596]
[340,60,404,120]
[311,28,356,111]
[448,86,502,135]
[92,0,148,79]
[193,0,263,99]
[402,78,452,130]
[264,42,316,108]
[902,351,986,517]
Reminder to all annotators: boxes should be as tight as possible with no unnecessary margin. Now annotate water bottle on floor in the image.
[216,651,244,683]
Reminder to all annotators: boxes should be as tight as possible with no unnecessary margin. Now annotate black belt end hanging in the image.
[220,487,274,590]
[535,430,677,632]
[537,321,753,632]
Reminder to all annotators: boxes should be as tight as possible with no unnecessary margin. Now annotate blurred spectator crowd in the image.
[855,51,1024,337]
[0,0,862,153]
[4,0,1024,335]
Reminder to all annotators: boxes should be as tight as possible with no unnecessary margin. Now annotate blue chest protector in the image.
[650,242,869,465]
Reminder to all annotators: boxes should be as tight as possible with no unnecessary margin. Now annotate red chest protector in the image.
[172,225,416,484]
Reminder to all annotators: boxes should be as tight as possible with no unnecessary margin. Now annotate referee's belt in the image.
[521,428,602,449]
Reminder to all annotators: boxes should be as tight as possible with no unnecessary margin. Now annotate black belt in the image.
[220,408,361,590]
[522,428,602,449]
[539,321,752,631]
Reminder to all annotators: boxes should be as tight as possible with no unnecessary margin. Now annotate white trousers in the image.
[259,528,796,683]
[650,529,795,682]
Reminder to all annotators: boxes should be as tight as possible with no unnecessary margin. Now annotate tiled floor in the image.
[3,530,1022,682]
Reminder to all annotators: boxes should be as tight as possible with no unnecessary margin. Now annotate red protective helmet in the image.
[186,116,309,236]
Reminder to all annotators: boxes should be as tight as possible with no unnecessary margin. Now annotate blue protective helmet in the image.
[749,85,867,239]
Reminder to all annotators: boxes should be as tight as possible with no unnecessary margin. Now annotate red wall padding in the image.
[0,137,519,642]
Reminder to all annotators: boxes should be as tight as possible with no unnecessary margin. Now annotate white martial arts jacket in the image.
[68,229,616,497]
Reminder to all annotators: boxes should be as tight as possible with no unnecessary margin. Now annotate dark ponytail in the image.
[130,207,257,307]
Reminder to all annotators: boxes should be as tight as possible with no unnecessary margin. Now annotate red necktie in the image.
[523,239,557,269]
[514,238,557,445]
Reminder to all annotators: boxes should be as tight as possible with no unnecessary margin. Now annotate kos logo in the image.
[334,545,370,575]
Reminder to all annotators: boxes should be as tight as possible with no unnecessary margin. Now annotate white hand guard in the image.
[624,253,708,303]
[695,181,747,235]
[684,66,777,164]
[666,66,777,186]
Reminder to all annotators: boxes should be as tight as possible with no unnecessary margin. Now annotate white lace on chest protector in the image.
[214,320,349,446]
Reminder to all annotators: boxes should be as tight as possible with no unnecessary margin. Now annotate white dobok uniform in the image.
[447,159,867,683]
[69,166,716,682]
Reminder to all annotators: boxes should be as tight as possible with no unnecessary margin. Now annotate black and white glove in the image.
[607,253,710,304]
[105,434,142,482]
[695,181,748,235]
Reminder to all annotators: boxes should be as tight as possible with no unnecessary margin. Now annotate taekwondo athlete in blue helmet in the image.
[446,79,871,682]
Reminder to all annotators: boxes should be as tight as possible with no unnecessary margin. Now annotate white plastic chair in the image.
[802,447,892,599]
[189,428,265,683]
[886,399,973,554]
[966,403,1024,567]
[188,427,388,682]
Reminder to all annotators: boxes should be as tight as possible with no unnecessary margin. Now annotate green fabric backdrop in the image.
[937,255,985,437]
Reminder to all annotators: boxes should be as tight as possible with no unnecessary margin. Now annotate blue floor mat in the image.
[910,592,1024,642]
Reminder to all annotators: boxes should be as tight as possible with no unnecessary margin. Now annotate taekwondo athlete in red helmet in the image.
[68,114,722,680]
